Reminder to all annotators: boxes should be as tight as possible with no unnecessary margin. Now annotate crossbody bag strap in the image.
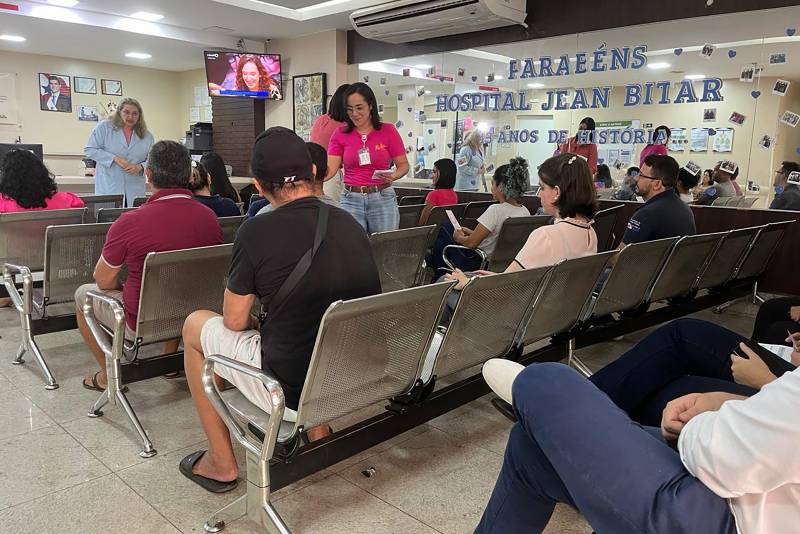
[269,202,330,316]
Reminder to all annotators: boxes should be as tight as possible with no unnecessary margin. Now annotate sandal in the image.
[163,371,183,379]
[179,450,238,493]
[82,371,128,393]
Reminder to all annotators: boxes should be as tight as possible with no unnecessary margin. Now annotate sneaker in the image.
[482,359,524,405]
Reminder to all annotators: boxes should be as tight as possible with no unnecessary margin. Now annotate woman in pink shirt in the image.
[419,158,458,224]
[326,82,409,233]
[639,125,670,166]
[311,84,349,203]
[0,149,84,212]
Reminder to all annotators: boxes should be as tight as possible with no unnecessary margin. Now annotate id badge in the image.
[358,147,371,166]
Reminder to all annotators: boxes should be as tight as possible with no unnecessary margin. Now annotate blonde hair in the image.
[465,129,483,150]
[110,98,148,138]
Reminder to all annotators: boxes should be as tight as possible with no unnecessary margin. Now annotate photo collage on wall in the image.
[38,72,122,122]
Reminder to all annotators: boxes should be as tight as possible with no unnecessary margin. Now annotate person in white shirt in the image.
[427,157,530,280]
[476,321,800,534]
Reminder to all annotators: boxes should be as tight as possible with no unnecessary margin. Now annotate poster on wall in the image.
[690,128,709,152]
[39,73,72,113]
[292,73,326,142]
[667,128,686,152]
[74,77,96,94]
[77,105,99,122]
[101,79,123,96]
[596,120,639,167]
[0,73,17,125]
[712,128,734,152]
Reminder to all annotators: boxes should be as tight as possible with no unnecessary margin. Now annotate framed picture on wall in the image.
[292,73,327,141]
[77,105,99,122]
[101,79,123,96]
[74,77,97,94]
[38,73,72,113]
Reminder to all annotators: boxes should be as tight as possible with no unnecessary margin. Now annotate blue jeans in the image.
[427,221,483,281]
[476,363,737,534]
[340,186,399,233]
[590,318,758,426]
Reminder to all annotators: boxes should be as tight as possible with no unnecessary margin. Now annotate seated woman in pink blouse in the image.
[419,158,458,224]
[447,152,598,288]
[0,149,84,212]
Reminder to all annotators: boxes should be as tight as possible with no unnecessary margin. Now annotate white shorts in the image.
[200,316,297,422]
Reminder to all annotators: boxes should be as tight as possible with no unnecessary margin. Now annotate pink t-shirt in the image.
[0,191,84,212]
[514,218,597,270]
[310,115,346,150]
[425,188,458,207]
[639,144,668,166]
[328,123,405,186]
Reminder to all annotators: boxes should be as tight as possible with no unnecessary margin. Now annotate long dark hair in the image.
[433,159,456,189]
[199,152,240,202]
[538,153,598,219]
[328,84,350,123]
[0,150,58,209]
[342,82,382,133]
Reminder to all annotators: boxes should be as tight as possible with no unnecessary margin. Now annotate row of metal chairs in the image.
[1,209,246,389]
[199,219,790,533]
[712,195,759,208]
[80,194,247,221]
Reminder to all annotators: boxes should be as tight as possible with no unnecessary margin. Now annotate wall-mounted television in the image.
[204,51,283,100]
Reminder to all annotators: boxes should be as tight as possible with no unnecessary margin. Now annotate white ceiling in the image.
[363,6,800,94]
[0,0,375,71]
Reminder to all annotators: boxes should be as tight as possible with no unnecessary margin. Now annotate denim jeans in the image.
[590,318,758,426]
[475,363,737,534]
[340,186,399,233]
[426,221,483,281]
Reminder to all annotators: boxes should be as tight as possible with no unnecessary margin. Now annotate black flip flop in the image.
[179,450,238,493]
[82,372,129,393]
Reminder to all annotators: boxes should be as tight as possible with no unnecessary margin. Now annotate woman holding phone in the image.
[326,82,408,232]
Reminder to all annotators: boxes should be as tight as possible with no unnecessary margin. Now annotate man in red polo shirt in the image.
[75,140,223,391]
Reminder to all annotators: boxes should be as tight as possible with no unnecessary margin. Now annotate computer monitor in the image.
[0,143,44,164]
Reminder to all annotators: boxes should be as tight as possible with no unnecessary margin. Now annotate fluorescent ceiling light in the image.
[685,73,705,80]
[494,75,503,80]
[424,90,431,94]
[30,5,83,22]
[413,64,432,69]
[125,52,152,59]
[114,18,163,36]
[130,11,164,21]
[527,82,544,88]
[452,48,515,63]
[47,0,79,6]
[0,35,26,42]
[647,62,670,70]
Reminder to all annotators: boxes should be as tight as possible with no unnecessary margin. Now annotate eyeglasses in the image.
[637,173,657,181]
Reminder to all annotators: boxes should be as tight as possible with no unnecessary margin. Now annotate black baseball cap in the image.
[250,126,313,185]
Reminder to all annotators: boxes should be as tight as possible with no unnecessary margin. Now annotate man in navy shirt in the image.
[770,161,800,212]
[619,154,696,248]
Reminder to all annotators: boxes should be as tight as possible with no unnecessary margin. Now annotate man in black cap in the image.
[179,127,381,493]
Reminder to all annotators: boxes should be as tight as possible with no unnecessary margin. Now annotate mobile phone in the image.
[734,339,796,377]
[446,209,462,231]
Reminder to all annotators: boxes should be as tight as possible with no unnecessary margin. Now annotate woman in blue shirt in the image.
[455,129,485,191]
[85,98,154,207]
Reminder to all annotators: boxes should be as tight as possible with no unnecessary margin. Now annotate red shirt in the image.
[101,188,223,329]
[310,115,346,150]
[425,188,458,206]
[558,138,598,175]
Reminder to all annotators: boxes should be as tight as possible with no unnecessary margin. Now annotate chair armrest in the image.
[81,289,126,362]
[3,263,32,313]
[442,245,488,271]
[202,354,286,464]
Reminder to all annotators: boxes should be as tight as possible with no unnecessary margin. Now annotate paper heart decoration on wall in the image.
[447,143,453,148]
[428,129,433,134]
[384,90,390,96]
[395,121,403,128]
[708,128,716,135]
[407,107,412,112]
[471,76,478,82]
[363,76,369,83]
[787,28,796,36]
[751,90,761,99]
[407,131,413,137]
[728,50,737,58]
[674,48,683,56]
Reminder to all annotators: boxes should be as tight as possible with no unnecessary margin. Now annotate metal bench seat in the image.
[82,243,233,457]
[201,282,453,533]
[79,194,124,222]
[219,215,246,244]
[369,225,436,292]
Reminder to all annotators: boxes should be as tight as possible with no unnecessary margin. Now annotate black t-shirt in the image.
[622,189,697,245]
[227,196,381,409]
[193,194,241,217]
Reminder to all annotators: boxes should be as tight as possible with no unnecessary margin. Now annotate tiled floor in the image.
[0,298,760,533]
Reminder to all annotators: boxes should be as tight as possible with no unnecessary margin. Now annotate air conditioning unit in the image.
[350,0,527,44]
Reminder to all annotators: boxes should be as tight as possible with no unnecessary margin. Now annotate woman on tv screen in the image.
[207,54,281,100]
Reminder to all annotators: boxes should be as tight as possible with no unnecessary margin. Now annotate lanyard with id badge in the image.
[358,134,371,166]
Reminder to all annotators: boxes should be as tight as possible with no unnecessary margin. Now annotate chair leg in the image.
[263,502,291,534]
[13,342,25,364]
[752,282,765,305]
[115,388,157,458]
[17,310,58,389]
[204,494,247,533]
[566,339,593,378]
[88,390,110,417]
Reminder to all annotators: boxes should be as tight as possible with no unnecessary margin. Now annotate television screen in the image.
[204,51,283,100]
